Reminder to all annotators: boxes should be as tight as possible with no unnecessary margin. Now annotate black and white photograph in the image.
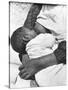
[9,0,67,88]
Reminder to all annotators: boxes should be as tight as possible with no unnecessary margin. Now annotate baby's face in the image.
[23,27,37,42]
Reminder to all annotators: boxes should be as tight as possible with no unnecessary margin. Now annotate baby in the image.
[11,26,58,64]
[11,26,58,87]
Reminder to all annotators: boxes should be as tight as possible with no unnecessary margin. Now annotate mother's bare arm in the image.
[24,4,42,30]
[19,53,57,80]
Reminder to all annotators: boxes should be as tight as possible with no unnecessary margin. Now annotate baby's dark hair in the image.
[11,26,27,54]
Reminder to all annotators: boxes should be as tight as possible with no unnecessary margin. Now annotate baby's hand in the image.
[19,59,43,80]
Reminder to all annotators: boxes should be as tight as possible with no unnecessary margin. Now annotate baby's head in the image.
[11,26,37,54]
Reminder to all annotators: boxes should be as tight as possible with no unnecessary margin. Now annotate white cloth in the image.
[26,33,58,59]
[35,5,67,86]
[37,5,66,42]
[35,64,66,86]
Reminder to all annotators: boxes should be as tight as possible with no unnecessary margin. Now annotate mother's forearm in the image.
[24,4,42,30]
[32,53,57,69]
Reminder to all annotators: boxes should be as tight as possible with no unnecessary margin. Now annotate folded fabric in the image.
[26,33,58,59]
[37,5,66,42]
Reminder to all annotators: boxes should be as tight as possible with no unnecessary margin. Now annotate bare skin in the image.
[19,53,57,80]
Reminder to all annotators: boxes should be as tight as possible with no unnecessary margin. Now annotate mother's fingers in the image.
[20,73,28,79]
[24,74,31,80]
[19,69,30,79]
[19,69,26,76]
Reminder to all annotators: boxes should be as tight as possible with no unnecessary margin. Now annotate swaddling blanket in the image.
[26,33,58,59]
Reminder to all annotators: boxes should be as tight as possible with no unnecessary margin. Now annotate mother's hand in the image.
[19,53,57,80]
[19,59,43,80]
